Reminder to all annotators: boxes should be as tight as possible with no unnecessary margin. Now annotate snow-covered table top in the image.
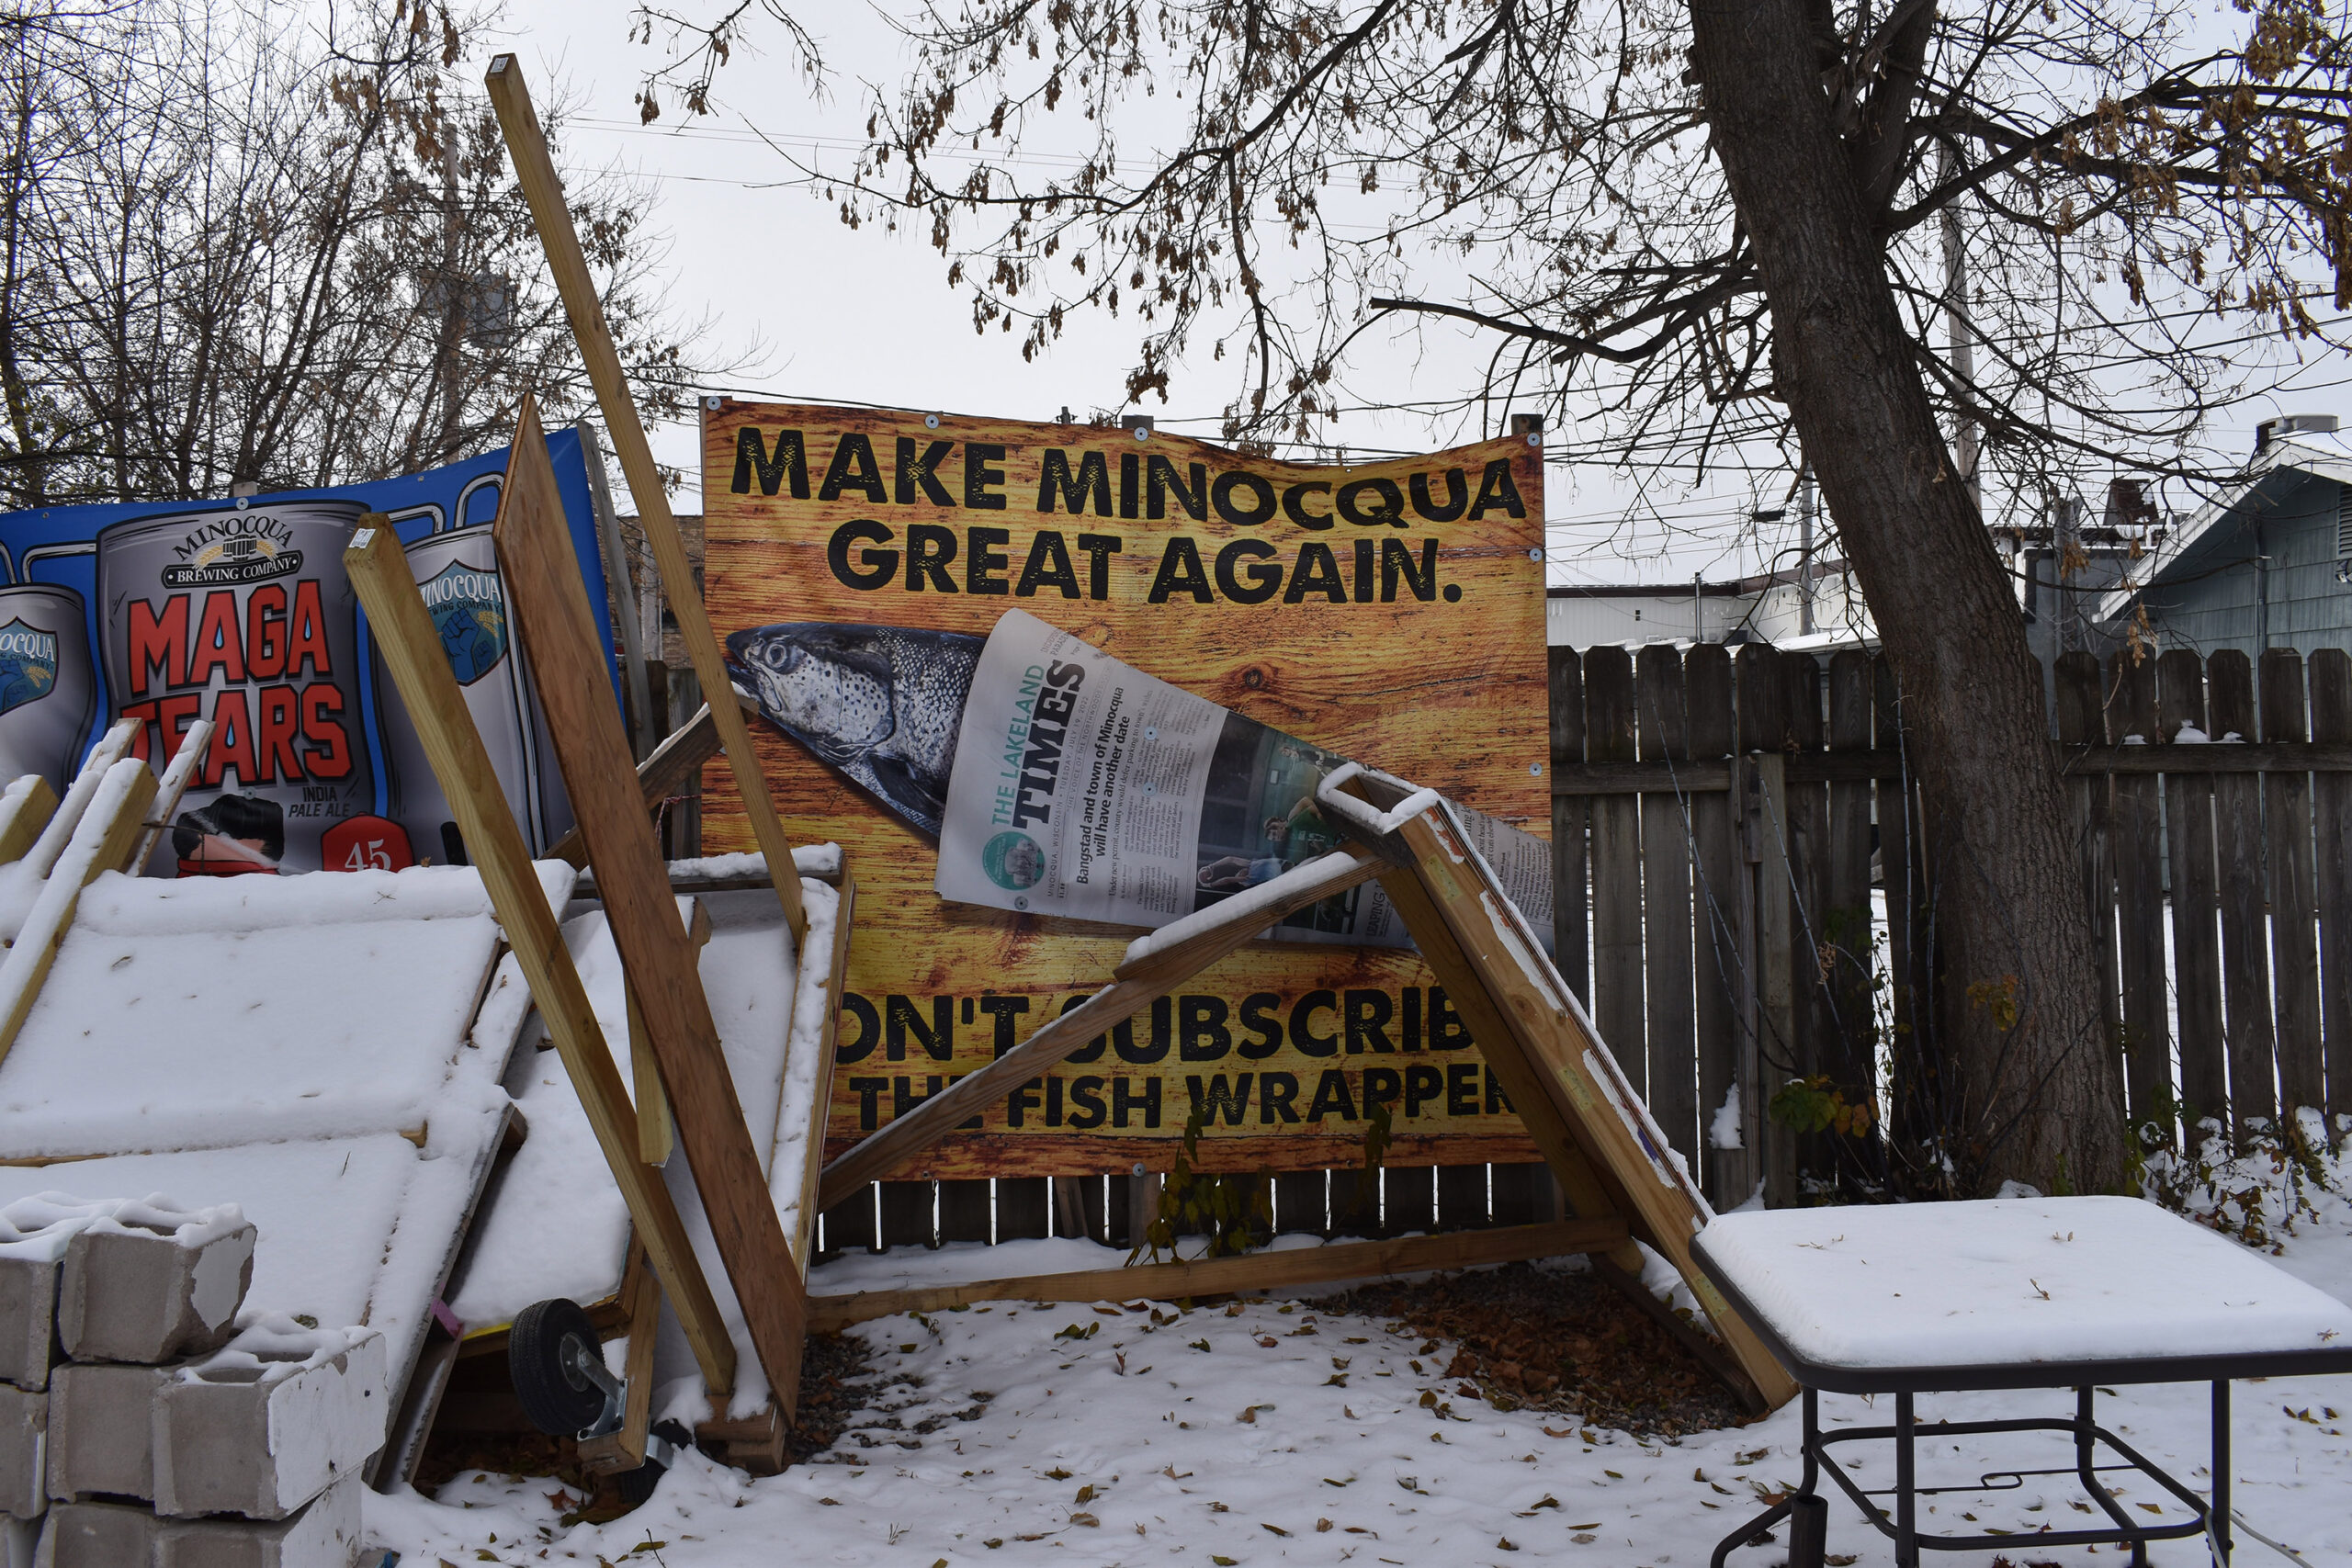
[1691,1195,2352,1392]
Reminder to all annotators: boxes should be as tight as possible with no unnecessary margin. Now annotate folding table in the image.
[1691,1196,2352,1567]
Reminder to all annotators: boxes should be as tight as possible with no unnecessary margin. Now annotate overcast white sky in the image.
[477,0,2346,588]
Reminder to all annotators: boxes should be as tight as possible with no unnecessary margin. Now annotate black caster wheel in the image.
[614,1420,694,1511]
[508,1298,607,1436]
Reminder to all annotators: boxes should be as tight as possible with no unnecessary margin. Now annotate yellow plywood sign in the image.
[700,401,1549,1176]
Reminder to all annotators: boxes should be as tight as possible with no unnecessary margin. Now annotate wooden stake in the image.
[492,397,809,1419]
[344,518,738,1397]
[19,718,138,880]
[776,879,854,1269]
[483,54,808,945]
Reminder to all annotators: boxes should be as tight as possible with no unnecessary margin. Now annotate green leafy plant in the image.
[1130,1102,1271,1263]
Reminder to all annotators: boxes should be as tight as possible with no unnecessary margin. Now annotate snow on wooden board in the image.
[447,883,815,1343]
[0,861,571,1160]
[1694,1195,2352,1372]
[0,1097,512,1442]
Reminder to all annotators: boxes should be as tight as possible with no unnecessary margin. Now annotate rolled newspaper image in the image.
[728,607,1552,950]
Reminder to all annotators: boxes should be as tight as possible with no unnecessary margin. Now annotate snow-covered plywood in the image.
[0,863,569,1161]
[447,881,821,1338]
[1695,1194,2352,1373]
[0,1091,513,1444]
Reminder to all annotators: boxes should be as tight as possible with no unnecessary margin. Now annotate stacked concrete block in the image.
[0,1196,375,1568]
[39,1474,360,1568]
[56,1201,254,1366]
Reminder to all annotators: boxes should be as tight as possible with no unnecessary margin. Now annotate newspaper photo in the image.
[927,609,1553,948]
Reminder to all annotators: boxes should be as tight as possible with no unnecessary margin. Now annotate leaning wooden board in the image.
[700,400,1552,1177]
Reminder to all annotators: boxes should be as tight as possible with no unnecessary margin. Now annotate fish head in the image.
[726,622,900,763]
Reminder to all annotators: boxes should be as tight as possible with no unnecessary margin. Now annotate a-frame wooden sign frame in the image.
[449,54,1800,1436]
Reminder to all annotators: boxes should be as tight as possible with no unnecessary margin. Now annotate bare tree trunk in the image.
[1689,0,2127,1194]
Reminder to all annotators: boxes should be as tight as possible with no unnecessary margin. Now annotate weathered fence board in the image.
[2159,648,2228,1122]
[2208,652,2278,1137]
[1586,647,1645,1089]
[2108,650,2173,1134]
[1637,645,1698,1161]
[2262,649,2324,1117]
[2311,650,2352,1124]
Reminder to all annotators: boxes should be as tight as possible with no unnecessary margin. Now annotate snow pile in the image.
[366,1245,2352,1567]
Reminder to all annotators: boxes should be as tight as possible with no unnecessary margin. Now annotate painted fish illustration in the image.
[726,621,981,837]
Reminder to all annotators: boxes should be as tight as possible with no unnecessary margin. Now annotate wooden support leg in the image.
[1333,771,1799,1411]
[491,397,809,1419]
[345,520,738,1400]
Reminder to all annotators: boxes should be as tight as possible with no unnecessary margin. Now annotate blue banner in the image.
[0,433,615,874]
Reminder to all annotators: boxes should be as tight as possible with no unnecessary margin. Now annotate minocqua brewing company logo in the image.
[418,561,509,685]
[0,618,58,716]
[161,513,301,587]
[982,829,1045,891]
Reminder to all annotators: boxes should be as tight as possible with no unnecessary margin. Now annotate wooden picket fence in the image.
[1549,640,2352,1211]
[810,639,2352,1256]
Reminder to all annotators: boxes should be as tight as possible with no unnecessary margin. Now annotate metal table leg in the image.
[2076,1384,2148,1565]
[1894,1391,1917,1568]
[2211,1380,2232,1567]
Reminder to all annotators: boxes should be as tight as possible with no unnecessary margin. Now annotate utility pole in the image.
[1940,144,1982,516]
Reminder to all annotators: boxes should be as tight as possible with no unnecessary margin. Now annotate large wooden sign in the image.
[701,401,1548,1176]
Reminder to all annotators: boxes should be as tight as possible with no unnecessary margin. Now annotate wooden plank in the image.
[778,877,854,1269]
[1371,786,1797,1410]
[0,777,56,867]
[879,1181,935,1249]
[1824,650,1877,1122]
[807,1218,1632,1330]
[1781,653,1830,1159]
[630,898,707,1168]
[0,759,153,1066]
[578,1247,660,1473]
[1383,1165,1435,1235]
[345,518,739,1399]
[1487,1163,1555,1225]
[1685,645,1743,1206]
[1549,648,1590,1006]
[993,1178,1046,1241]
[548,700,723,868]
[1584,645,1645,1089]
[812,849,1382,1207]
[1635,644,1697,1163]
[1274,1169,1329,1235]
[2263,649,2324,1119]
[1738,644,1793,1205]
[18,718,137,881]
[2107,653,2171,1137]
[938,1179,991,1244]
[482,56,809,945]
[492,398,808,1415]
[2310,649,2352,1123]
[820,1188,876,1258]
[1436,1164,1488,1229]
[124,718,214,875]
[2052,652,2119,1050]
[2208,650,2277,1140]
[1873,657,1930,1147]
[2159,648,2226,1124]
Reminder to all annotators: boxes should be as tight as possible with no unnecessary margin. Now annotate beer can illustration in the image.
[95,499,377,875]
[0,581,95,795]
[376,523,574,859]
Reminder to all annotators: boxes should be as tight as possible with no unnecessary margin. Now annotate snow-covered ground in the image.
[368,1168,2352,1568]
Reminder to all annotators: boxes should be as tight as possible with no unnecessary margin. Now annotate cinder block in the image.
[58,1206,252,1366]
[153,1323,387,1520]
[44,1364,164,1504]
[0,1198,125,1392]
[33,1498,155,1566]
[0,1257,60,1395]
[0,1387,41,1520]
[38,1477,359,1567]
